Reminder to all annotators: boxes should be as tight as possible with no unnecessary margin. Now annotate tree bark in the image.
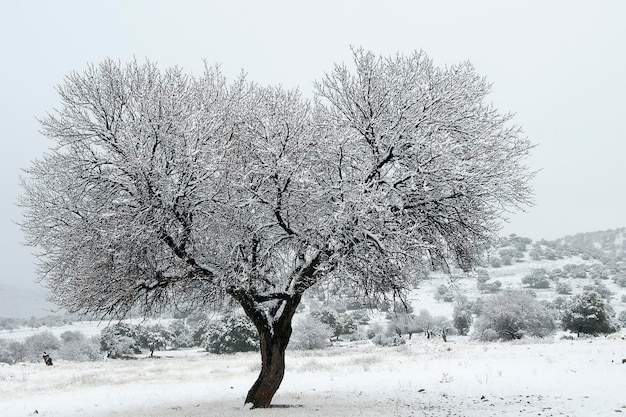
[235,292,301,408]
[244,325,290,407]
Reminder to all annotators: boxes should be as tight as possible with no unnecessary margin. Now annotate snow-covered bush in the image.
[168,320,194,349]
[201,313,259,354]
[453,298,474,336]
[59,333,101,361]
[561,291,619,336]
[100,323,141,358]
[387,312,420,339]
[478,279,502,293]
[0,339,27,364]
[489,256,502,268]
[310,309,357,340]
[472,290,555,341]
[617,310,626,327]
[136,324,171,356]
[349,309,370,325]
[24,331,61,362]
[366,323,384,340]
[582,282,612,301]
[372,333,406,347]
[555,281,572,295]
[522,268,551,289]
[433,284,454,302]
[290,315,333,350]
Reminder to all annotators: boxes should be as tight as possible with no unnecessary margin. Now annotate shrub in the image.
[479,280,502,293]
[0,339,27,364]
[522,268,551,289]
[168,320,194,349]
[0,317,22,331]
[582,282,612,301]
[561,291,619,336]
[136,324,171,356]
[290,315,333,350]
[453,298,473,336]
[412,309,451,339]
[60,330,84,343]
[366,323,384,340]
[100,323,141,358]
[489,257,502,268]
[618,310,626,327]
[471,290,555,341]
[310,309,357,340]
[24,331,61,363]
[372,333,406,347]
[387,312,420,339]
[201,313,259,354]
[349,309,370,325]
[434,284,454,302]
[555,281,572,295]
[59,335,101,361]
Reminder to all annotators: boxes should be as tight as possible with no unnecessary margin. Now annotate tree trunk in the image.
[244,326,290,407]
[236,293,301,408]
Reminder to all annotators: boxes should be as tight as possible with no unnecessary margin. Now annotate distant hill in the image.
[3,228,624,320]
[406,227,626,322]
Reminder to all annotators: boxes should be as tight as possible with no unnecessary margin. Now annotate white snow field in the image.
[1,334,625,417]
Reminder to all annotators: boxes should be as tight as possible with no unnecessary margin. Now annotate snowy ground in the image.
[1,333,625,417]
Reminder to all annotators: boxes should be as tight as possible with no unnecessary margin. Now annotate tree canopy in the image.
[20,49,534,407]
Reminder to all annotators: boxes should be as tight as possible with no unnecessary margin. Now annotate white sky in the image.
[1,0,625,292]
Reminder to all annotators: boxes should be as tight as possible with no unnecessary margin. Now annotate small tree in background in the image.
[413,309,451,339]
[0,339,28,364]
[168,320,194,349]
[522,268,551,289]
[555,281,572,295]
[472,290,555,341]
[290,315,333,350]
[59,332,101,361]
[24,331,61,363]
[388,311,420,339]
[100,323,141,358]
[561,291,618,336]
[136,324,171,357]
[453,296,474,336]
[201,313,259,354]
[310,309,357,341]
[433,284,454,302]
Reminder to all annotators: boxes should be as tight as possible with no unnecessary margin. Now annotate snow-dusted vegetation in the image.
[1,332,625,416]
[2,229,626,415]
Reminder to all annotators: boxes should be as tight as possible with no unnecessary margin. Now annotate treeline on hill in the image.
[2,229,625,365]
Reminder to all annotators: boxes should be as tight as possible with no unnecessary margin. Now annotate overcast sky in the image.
[1,1,625,293]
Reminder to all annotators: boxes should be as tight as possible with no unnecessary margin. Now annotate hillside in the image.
[407,227,626,322]
[2,228,625,326]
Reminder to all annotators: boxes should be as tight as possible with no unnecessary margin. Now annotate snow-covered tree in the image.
[289,315,333,350]
[20,49,533,407]
[561,291,618,336]
[522,268,551,289]
[100,323,141,358]
[453,296,474,336]
[472,290,555,341]
[136,324,171,357]
[201,313,259,354]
